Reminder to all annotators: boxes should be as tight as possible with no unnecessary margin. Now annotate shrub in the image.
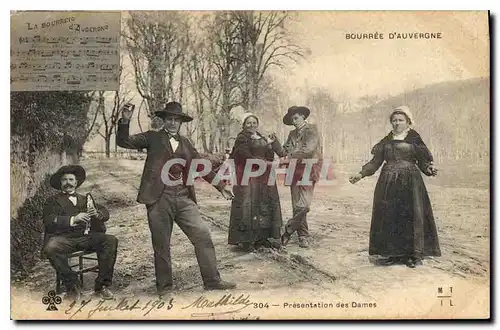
[11,91,93,274]
[11,175,55,275]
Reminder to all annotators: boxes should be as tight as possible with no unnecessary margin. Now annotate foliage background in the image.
[11,91,93,274]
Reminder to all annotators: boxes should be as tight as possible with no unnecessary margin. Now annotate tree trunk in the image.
[249,77,259,113]
[105,135,111,158]
[199,122,209,152]
[209,128,217,153]
[218,112,232,152]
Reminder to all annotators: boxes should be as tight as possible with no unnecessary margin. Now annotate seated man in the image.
[42,165,118,301]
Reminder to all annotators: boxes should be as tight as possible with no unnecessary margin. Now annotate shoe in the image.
[405,257,417,268]
[281,232,291,246]
[384,257,400,265]
[66,284,81,302]
[95,286,115,300]
[158,286,173,299]
[254,239,271,249]
[241,242,255,252]
[204,280,237,290]
[298,236,309,248]
[268,238,282,250]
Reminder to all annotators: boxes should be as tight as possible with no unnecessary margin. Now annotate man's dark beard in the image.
[62,184,74,189]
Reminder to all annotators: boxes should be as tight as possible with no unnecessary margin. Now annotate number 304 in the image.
[253,303,269,308]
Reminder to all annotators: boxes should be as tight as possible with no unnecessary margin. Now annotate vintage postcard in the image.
[10,10,490,320]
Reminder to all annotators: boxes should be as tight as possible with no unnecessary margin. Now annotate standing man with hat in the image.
[272,106,323,248]
[42,165,118,301]
[116,101,236,297]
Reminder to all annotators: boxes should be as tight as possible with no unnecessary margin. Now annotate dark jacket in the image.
[116,119,223,205]
[42,193,109,245]
[273,122,323,184]
[229,130,279,185]
[360,129,435,177]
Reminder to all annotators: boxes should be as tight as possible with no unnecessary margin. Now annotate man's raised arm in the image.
[116,104,150,150]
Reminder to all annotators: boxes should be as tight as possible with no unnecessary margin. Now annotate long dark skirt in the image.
[228,178,282,245]
[369,161,441,258]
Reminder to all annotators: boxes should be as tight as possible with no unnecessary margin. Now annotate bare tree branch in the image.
[125,11,190,125]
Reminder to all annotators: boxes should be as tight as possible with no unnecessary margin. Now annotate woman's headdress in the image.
[390,105,415,126]
[240,112,259,126]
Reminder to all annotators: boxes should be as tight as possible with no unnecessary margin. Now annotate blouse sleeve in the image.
[262,144,274,161]
[360,140,386,177]
[269,138,285,158]
[270,133,289,158]
[413,134,434,176]
[231,133,267,161]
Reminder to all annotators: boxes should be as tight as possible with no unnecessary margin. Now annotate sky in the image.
[275,11,489,102]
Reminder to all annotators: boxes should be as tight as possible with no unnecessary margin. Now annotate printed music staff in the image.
[17,35,118,45]
[11,49,119,58]
[11,73,119,84]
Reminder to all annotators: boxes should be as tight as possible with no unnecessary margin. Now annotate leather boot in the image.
[298,236,309,248]
[66,283,81,302]
[204,280,237,290]
[281,208,309,246]
[281,210,296,246]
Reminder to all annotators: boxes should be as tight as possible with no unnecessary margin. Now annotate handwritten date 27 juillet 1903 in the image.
[65,297,174,319]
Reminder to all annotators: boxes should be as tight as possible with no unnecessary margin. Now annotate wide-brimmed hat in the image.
[283,106,310,125]
[50,165,86,190]
[154,102,193,122]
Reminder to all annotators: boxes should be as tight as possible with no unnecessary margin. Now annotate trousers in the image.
[146,186,221,293]
[43,232,118,291]
[285,184,315,237]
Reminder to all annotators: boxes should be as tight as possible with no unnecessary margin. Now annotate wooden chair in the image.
[55,250,99,294]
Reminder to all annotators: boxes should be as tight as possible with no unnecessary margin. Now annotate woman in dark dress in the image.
[349,106,441,268]
[228,114,283,252]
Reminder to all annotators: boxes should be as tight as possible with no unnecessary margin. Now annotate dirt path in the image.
[11,158,490,319]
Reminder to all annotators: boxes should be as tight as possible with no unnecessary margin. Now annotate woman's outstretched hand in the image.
[349,173,363,184]
[428,165,438,176]
[265,133,277,144]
